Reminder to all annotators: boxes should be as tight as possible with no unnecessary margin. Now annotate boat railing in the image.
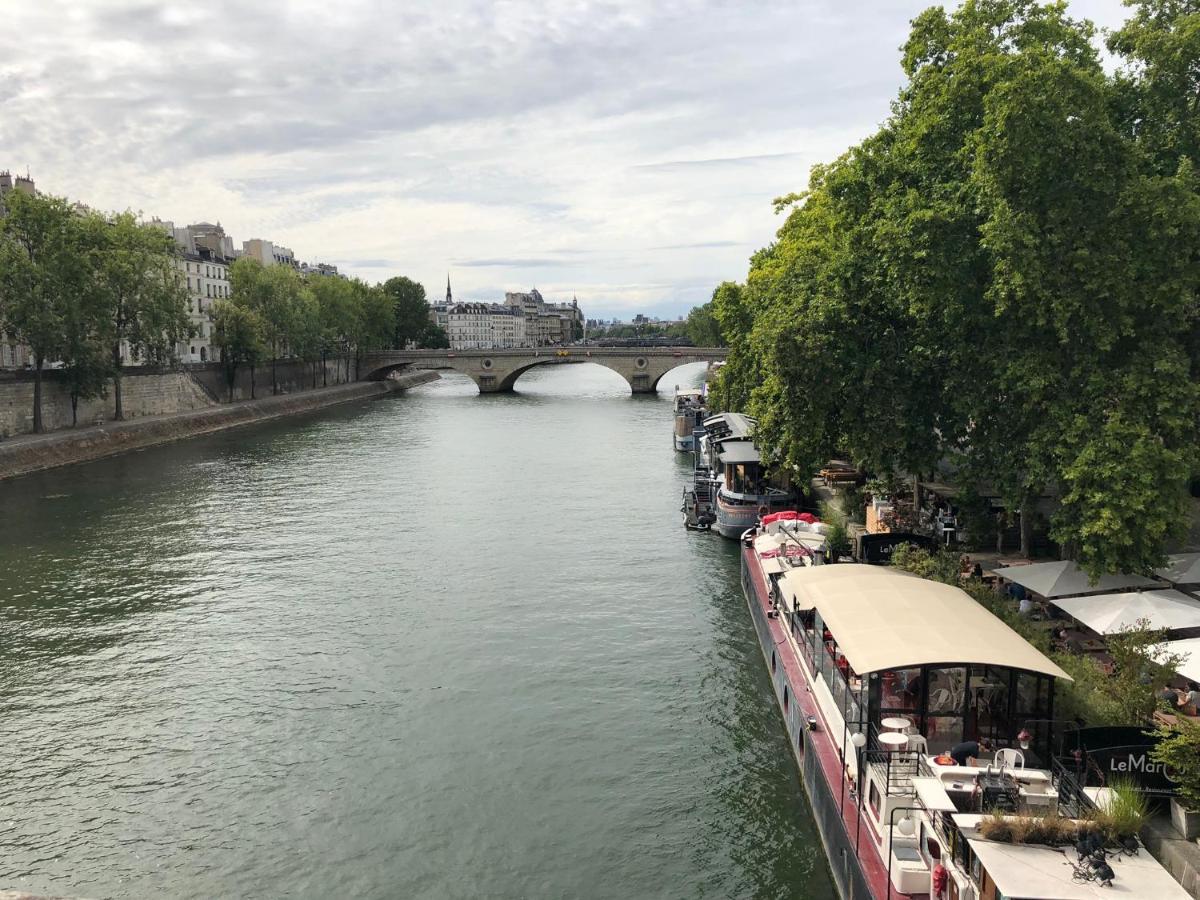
[1050,756,1099,819]
[864,723,921,796]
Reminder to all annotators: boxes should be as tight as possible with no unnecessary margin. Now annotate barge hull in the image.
[740,549,890,900]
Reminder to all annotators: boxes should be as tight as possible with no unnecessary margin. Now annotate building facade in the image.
[445,302,527,350]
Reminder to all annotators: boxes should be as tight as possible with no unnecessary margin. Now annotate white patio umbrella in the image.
[1154,552,1200,587]
[1054,590,1200,634]
[1163,638,1200,684]
[991,561,1158,599]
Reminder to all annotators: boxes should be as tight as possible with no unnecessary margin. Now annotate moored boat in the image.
[672,387,706,452]
[736,534,1140,899]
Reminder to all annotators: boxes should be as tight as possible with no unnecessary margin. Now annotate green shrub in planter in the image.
[1150,718,1200,812]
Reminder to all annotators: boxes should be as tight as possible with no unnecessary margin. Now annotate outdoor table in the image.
[881,716,912,732]
[879,732,909,751]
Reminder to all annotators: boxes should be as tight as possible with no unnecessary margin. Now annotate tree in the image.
[709,0,1200,577]
[290,286,323,389]
[0,192,86,432]
[1054,622,1186,727]
[230,258,299,395]
[60,282,112,427]
[88,212,191,420]
[311,275,356,386]
[211,300,265,401]
[420,322,450,349]
[382,276,429,349]
[685,300,723,347]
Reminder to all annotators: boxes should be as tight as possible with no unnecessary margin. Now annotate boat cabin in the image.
[779,565,1067,760]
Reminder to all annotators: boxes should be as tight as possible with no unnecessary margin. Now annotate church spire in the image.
[446,273,452,304]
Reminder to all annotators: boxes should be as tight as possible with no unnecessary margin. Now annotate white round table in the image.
[879,732,909,751]
[881,716,912,732]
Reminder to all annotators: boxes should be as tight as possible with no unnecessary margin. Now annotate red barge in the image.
[737,515,1105,900]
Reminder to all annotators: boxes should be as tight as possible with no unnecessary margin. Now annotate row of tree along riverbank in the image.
[0,369,438,481]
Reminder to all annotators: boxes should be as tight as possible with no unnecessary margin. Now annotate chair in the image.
[907,734,929,755]
[995,748,1024,769]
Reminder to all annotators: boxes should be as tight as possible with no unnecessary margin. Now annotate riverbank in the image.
[0,370,439,481]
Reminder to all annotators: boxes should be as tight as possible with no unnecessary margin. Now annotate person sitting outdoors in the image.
[1177,682,1200,716]
[949,738,992,767]
[1157,683,1180,709]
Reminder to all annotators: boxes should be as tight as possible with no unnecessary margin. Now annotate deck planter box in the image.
[1170,798,1200,841]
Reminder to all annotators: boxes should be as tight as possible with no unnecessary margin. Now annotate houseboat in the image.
[701,413,791,538]
[672,387,707,452]
[736,536,1188,899]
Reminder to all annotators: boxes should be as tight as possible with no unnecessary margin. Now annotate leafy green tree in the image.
[685,300,723,347]
[211,299,266,400]
[0,192,86,432]
[710,0,1200,577]
[1054,622,1186,727]
[311,275,355,386]
[1108,0,1200,175]
[420,322,450,349]
[230,258,300,395]
[290,286,323,389]
[382,276,429,349]
[60,284,112,427]
[88,212,191,419]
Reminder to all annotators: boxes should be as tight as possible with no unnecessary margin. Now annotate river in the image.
[0,364,836,900]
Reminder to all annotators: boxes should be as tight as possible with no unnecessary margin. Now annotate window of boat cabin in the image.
[926,666,967,754]
[968,666,1013,750]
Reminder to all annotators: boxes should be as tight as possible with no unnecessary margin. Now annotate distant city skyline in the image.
[1,0,1131,319]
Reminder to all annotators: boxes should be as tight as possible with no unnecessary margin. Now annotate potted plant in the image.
[1150,718,1200,840]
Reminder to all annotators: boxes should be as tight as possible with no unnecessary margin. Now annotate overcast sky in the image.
[1,0,1131,319]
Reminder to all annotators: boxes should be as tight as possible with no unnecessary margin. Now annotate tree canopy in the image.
[710,0,1200,576]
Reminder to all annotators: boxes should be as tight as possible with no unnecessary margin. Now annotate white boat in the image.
[671,387,706,452]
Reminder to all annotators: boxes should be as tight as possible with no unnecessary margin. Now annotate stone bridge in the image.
[359,347,727,394]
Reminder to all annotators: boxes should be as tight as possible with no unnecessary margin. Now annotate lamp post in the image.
[886,805,920,900]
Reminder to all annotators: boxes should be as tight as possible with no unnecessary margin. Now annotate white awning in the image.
[1165,637,1200,684]
[1055,590,1200,634]
[1155,552,1200,586]
[912,776,956,813]
[992,560,1158,599]
[967,837,1191,899]
[788,565,1070,679]
[760,556,785,575]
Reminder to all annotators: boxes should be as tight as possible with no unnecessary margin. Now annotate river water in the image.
[0,365,835,900]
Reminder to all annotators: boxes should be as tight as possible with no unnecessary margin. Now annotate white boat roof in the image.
[911,776,956,812]
[719,441,760,464]
[965,836,1191,898]
[1055,590,1200,634]
[992,561,1158,598]
[675,388,705,398]
[784,565,1071,679]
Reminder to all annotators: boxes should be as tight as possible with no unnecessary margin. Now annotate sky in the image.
[0,0,1132,320]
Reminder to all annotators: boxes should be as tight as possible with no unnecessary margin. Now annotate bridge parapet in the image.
[360,347,726,394]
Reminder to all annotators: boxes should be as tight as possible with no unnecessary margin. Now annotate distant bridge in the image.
[359,347,727,394]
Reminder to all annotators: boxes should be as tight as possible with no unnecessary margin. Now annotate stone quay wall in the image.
[0,357,365,439]
[0,370,438,481]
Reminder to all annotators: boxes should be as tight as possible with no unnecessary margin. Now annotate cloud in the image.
[455,257,579,268]
[633,152,806,172]
[0,0,1136,318]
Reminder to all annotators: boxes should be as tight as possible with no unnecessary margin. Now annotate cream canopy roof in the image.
[786,565,1070,679]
